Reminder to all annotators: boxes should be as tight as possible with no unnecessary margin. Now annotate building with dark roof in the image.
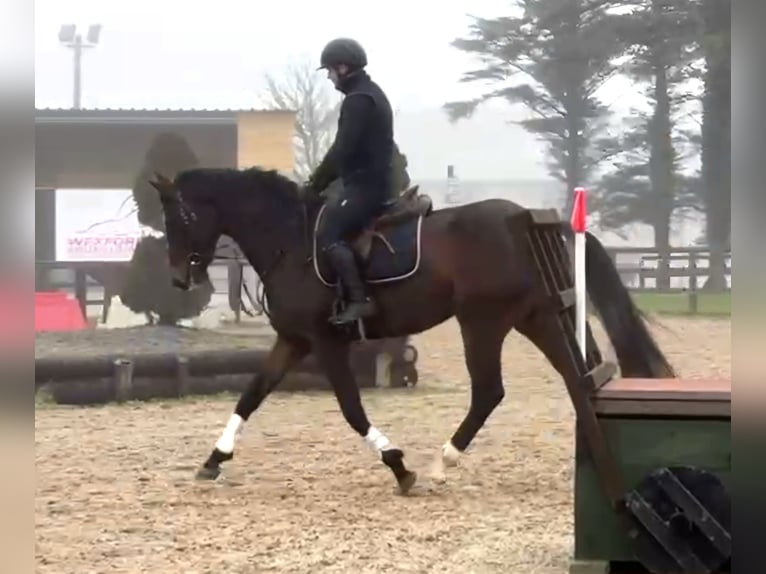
[35,107,295,189]
[35,107,295,283]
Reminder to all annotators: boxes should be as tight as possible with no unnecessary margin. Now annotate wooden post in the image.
[374,352,392,388]
[74,268,88,319]
[112,359,134,403]
[569,560,608,574]
[689,251,699,314]
[175,356,190,398]
[639,255,647,289]
[101,292,112,324]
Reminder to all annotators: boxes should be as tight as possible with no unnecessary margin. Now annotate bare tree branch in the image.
[261,58,342,180]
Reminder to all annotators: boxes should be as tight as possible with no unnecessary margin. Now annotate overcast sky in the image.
[33,0,710,246]
[35,0,521,109]
[35,0,650,181]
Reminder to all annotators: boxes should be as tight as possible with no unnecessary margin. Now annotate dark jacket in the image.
[310,70,395,201]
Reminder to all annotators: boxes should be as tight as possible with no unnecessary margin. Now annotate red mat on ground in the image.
[35,291,87,332]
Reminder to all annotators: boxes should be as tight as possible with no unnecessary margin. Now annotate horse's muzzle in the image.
[172,276,190,291]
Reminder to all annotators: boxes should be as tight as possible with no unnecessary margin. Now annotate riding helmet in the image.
[318,37,368,71]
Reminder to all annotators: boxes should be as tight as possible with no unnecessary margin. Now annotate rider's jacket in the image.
[311,70,394,202]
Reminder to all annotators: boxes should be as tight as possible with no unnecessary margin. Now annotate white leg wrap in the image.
[442,441,462,466]
[364,426,392,454]
[427,440,460,483]
[215,414,244,454]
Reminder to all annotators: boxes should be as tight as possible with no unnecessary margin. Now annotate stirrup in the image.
[329,299,375,340]
[330,297,377,325]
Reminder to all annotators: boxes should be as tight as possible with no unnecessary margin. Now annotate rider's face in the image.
[327,64,348,88]
[327,67,340,87]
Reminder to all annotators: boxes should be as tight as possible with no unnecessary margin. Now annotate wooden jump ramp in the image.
[518,208,731,574]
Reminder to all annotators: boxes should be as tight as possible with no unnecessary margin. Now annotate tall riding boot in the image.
[325,243,377,324]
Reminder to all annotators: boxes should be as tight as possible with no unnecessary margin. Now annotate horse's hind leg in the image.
[313,336,417,495]
[428,311,513,483]
[196,334,311,480]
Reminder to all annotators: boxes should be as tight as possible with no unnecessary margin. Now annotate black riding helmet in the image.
[318,38,367,71]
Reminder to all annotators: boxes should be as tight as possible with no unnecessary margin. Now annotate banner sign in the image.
[54,188,156,262]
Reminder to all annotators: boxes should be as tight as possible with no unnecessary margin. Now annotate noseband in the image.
[172,191,206,273]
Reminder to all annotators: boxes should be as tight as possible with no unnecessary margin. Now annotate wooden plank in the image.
[568,560,608,573]
[527,208,562,225]
[595,378,730,401]
[526,224,626,507]
[586,361,617,391]
[572,559,730,573]
[592,378,730,418]
[595,399,730,417]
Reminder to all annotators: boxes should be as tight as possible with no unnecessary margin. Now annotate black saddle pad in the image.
[312,204,423,286]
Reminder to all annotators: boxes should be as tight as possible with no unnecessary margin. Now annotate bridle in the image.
[171,189,314,321]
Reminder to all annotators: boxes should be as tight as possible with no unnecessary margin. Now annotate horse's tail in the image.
[581,230,675,378]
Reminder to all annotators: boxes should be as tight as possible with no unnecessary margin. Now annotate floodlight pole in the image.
[59,25,100,109]
[72,35,83,109]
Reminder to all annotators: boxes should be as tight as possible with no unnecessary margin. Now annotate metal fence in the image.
[35,259,261,323]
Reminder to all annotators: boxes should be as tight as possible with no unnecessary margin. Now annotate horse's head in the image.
[149,171,222,291]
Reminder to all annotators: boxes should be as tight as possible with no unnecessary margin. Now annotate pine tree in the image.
[595,0,702,287]
[446,0,624,214]
[698,0,730,289]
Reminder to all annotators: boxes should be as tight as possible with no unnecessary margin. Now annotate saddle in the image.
[352,185,433,259]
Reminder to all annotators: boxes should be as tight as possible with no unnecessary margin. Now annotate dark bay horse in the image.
[149,167,674,494]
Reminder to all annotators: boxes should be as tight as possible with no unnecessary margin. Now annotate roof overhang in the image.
[34,108,295,126]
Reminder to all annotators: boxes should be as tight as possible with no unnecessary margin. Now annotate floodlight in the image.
[57,22,103,109]
[86,24,102,44]
[58,24,76,44]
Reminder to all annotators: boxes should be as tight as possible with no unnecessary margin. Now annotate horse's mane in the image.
[175,166,320,220]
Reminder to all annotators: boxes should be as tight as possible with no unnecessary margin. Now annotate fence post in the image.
[688,251,699,314]
[175,356,190,398]
[74,268,88,319]
[112,358,134,403]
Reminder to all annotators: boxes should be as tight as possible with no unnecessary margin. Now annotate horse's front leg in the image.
[313,336,417,494]
[196,334,311,480]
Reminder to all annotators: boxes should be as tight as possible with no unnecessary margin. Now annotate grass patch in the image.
[631,291,730,316]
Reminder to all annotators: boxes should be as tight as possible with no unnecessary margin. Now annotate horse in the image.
[148,166,675,495]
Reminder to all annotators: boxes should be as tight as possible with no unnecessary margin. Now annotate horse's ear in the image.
[154,172,173,185]
[149,172,174,197]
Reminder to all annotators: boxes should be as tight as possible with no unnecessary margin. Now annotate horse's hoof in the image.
[427,467,447,484]
[195,465,222,481]
[397,470,417,495]
[196,448,233,481]
[443,457,459,468]
[381,448,417,494]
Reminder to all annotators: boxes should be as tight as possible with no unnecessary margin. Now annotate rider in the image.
[308,37,397,325]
